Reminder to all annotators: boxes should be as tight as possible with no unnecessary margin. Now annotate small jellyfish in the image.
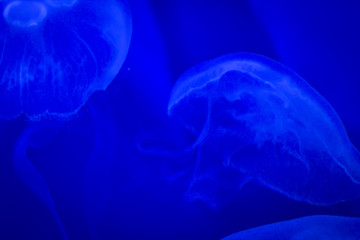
[0,0,132,119]
[168,52,360,207]
[222,215,360,240]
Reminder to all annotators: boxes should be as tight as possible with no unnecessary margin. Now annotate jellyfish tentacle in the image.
[137,92,213,158]
[13,122,68,240]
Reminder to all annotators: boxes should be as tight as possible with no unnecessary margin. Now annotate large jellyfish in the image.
[1,1,132,238]
[168,52,360,207]
[0,0,132,119]
[222,215,360,240]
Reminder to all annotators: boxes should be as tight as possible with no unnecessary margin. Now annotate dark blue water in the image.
[1,0,360,239]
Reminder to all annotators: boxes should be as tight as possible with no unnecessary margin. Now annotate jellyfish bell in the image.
[222,215,360,240]
[168,52,360,207]
[3,1,48,28]
[0,0,132,120]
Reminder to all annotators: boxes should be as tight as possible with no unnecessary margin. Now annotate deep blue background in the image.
[1,0,360,239]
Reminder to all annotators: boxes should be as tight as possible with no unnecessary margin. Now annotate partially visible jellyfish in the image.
[0,0,132,119]
[168,52,360,207]
[222,215,360,240]
[3,0,132,237]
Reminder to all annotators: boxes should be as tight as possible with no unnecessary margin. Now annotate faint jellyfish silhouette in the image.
[0,0,132,119]
[168,52,360,208]
[222,215,360,240]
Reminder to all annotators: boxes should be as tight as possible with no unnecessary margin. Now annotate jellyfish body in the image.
[0,0,132,119]
[168,52,360,207]
[222,215,360,240]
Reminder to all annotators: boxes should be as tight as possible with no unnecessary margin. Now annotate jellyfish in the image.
[1,0,131,237]
[0,0,132,119]
[167,52,360,208]
[222,215,360,240]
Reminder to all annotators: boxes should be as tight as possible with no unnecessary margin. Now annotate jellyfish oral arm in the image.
[13,124,68,239]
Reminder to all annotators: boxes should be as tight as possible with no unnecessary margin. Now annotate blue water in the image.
[1,0,360,239]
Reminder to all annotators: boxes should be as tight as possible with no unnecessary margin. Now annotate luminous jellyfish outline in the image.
[222,215,360,240]
[1,0,132,238]
[167,52,360,207]
[0,0,132,120]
